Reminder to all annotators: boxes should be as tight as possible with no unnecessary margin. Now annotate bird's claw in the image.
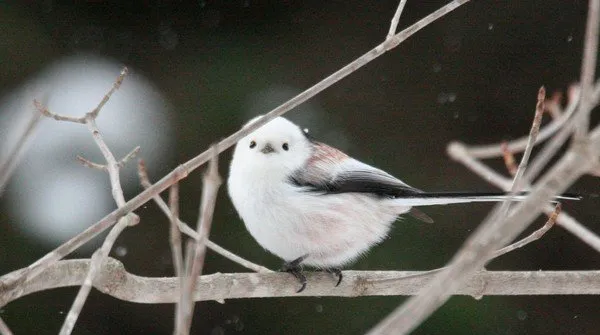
[326,268,343,287]
[282,255,308,293]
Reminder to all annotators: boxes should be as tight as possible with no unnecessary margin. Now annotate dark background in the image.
[1,1,600,334]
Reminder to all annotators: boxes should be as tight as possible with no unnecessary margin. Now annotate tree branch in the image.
[177,146,222,334]
[2,258,600,306]
[0,99,43,195]
[0,316,13,335]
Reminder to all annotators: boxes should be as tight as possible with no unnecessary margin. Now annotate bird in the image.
[227,116,578,292]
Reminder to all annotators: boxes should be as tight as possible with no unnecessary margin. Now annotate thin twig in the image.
[179,146,222,334]
[510,86,545,192]
[463,92,579,159]
[574,0,599,140]
[501,142,517,176]
[34,100,85,123]
[137,159,271,273]
[387,0,408,39]
[0,103,43,195]
[2,0,471,292]
[491,203,561,259]
[86,117,126,206]
[88,67,129,119]
[0,316,13,335]
[169,183,184,278]
[449,141,600,253]
[117,146,141,168]
[59,214,138,335]
[76,155,107,171]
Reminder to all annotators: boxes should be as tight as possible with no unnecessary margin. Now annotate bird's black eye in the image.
[249,141,256,149]
[282,143,289,151]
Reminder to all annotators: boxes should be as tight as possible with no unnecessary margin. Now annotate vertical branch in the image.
[387,0,409,39]
[0,102,43,195]
[59,214,138,335]
[86,117,126,207]
[574,0,600,139]
[169,183,184,278]
[176,145,222,335]
[510,86,545,191]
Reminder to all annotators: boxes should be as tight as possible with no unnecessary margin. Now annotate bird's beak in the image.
[261,143,275,154]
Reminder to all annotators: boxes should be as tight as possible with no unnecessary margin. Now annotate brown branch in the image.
[137,159,271,273]
[501,142,517,176]
[490,203,561,259]
[509,86,545,192]
[168,183,184,278]
[0,0,472,305]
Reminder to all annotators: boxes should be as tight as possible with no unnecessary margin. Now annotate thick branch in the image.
[2,258,600,306]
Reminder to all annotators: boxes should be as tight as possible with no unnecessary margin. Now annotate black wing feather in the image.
[289,169,423,198]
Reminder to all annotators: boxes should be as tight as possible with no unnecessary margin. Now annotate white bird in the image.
[228,116,578,292]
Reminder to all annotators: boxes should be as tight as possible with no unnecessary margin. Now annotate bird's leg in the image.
[281,255,308,293]
[324,268,343,287]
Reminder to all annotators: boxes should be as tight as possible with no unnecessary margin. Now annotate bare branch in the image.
[88,67,129,120]
[0,316,13,335]
[76,155,107,171]
[387,0,408,39]
[368,86,595,335]
[574,0,599,139]
[85,118,126,207]
[509,86,545,192]
[500,142,517,176]
[3,258,600,307]
[178,146,222,334]
[449,141,600,253]
[59,214,138,335]
[491,203,561,259]
[0,0,473,298]
[34,100,85,123]
[117,146,141,168]
[0,103,43,194]
[169,183,184,278]
[137,159,271,273]
[463,92,579,159]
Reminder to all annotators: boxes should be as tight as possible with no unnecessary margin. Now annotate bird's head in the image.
[230,116,313,180]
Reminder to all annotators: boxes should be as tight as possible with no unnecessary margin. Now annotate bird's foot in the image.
[324,268,343,287]
[281,255,308,293]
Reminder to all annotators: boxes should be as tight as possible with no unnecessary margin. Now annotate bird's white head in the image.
[230,116,313,181]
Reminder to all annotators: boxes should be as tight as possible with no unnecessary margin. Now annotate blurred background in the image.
[1,1,599,334]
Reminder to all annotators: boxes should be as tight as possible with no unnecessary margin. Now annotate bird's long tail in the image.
[393,191,580,207]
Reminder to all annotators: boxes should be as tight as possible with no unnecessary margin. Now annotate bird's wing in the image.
[290,142,423,198]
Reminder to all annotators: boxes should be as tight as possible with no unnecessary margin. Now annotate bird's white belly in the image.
[232,180,399,268]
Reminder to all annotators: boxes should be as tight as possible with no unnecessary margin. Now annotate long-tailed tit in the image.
[228,116,578,292]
